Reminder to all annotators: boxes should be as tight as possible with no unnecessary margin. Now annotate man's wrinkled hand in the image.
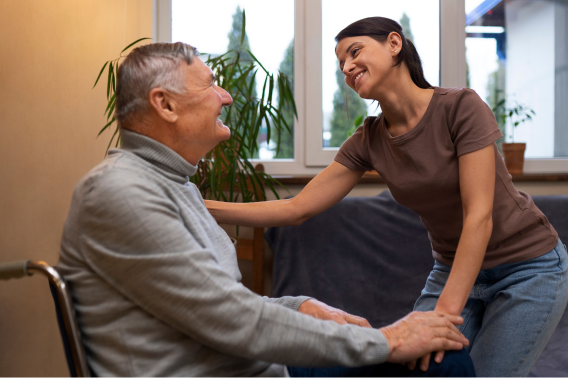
[298,299,372,328]
[380,311,469,368]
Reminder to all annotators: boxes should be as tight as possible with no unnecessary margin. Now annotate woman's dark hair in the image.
[335,17,432,89]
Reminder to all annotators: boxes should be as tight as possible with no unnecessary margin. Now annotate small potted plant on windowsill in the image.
[492,99,536,175]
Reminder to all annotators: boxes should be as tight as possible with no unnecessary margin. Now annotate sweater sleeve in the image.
[263,296,312,311]
[77,169,390,368]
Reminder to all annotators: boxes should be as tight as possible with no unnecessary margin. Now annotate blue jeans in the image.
[414,238,568,377]
[287,349,475,377]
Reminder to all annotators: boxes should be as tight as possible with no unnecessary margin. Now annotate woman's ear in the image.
[388,32,403,55]
[149,88,179,123]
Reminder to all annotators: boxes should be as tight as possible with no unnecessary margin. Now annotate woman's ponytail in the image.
[402,38,432,89]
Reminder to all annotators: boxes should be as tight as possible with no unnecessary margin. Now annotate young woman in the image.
[205,17,568,377]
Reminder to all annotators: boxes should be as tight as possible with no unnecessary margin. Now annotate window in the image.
[171,0,295,160]
[157,0,568,174]
[304,0,445,167]
[465,0,568,171]
[321,0,440,149]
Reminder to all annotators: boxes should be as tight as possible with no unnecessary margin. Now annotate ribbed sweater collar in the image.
[109,128,198,184]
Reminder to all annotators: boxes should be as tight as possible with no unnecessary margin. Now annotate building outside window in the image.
[465,0,568,158]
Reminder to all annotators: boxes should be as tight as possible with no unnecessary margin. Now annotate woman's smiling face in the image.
[336,34,399,99]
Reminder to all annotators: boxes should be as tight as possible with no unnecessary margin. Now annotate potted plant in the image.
[492,98,535,174]
[93,11,295,204]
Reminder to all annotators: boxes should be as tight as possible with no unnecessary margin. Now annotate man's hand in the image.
[298,299,372,328]
[380,311,469,368]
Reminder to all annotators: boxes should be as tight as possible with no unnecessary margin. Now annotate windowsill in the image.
[272,171,568,185]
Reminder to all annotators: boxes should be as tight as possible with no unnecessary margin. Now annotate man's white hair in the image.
[115,42,198,124]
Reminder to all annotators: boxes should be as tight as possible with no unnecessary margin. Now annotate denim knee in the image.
[422,350,476,377]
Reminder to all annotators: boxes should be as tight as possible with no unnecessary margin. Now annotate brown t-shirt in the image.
[335,87,558,270]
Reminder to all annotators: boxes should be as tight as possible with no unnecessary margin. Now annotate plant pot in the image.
[502,143,526,174]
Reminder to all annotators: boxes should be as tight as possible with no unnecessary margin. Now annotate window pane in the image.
[322,0,440,148]
[172,0,295,159]
[466,0,568,158]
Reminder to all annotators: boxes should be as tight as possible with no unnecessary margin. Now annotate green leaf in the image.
[267,75,274,104]
[93,61,109,89]
[106,100,116,121]
[106,61,113,100]
[105,125,120,155]
[111,66,116,94]
[104,94,116,116]
[240,9,246,45]
[247,50,268,74]
[97,117,115,137]
[120,37,151,54]
[354,115,364,127]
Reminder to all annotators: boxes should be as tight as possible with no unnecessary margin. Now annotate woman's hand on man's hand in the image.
[380,311,469,369]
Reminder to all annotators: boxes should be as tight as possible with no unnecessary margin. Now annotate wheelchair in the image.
[0,260,90,377]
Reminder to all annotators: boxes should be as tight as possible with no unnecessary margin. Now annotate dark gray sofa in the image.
[266,191,568,376]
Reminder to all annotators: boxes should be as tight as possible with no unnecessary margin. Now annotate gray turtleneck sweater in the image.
[57,128,390,377]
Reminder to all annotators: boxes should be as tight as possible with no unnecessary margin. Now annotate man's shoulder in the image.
[74,151,166,208]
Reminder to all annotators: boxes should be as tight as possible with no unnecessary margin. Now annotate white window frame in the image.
[158,0,568,174]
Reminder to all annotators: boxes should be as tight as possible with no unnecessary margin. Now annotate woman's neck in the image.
[370,70,434,137]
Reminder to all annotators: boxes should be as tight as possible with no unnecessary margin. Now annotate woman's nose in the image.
[342,62,355,76]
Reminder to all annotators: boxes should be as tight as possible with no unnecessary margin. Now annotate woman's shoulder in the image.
[341,114,384,152]
[354,114,384,141]
[433,87,489,115]
[362,113,383,129]
[434,86,484,103]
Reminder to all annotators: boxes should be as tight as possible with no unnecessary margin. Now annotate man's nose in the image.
[218,87,233,106]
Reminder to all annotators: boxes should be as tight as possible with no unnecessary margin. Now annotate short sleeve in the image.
[334,117,375,172]
[448,88,503,156]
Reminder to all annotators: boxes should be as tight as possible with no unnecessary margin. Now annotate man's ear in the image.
[149,88,179,123]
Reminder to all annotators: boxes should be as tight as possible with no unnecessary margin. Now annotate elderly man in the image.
[57,42,474,377]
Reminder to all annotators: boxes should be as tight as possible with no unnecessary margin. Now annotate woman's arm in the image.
[205,162,365,227]
[410,144,496,372]
[435,144,496,316]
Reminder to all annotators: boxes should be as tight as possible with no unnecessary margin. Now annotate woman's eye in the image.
[352,48,360,56]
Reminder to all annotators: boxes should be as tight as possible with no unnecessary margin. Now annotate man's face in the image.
[175,57,233,153]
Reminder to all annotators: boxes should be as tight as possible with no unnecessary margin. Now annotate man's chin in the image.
[216,122,231,142]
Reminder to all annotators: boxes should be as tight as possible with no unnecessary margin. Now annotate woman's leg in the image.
[468,239,568,377]
[414,240,568,376]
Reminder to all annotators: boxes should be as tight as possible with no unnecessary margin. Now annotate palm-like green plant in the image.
[93,11,295,203]
[199,48,295,201]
